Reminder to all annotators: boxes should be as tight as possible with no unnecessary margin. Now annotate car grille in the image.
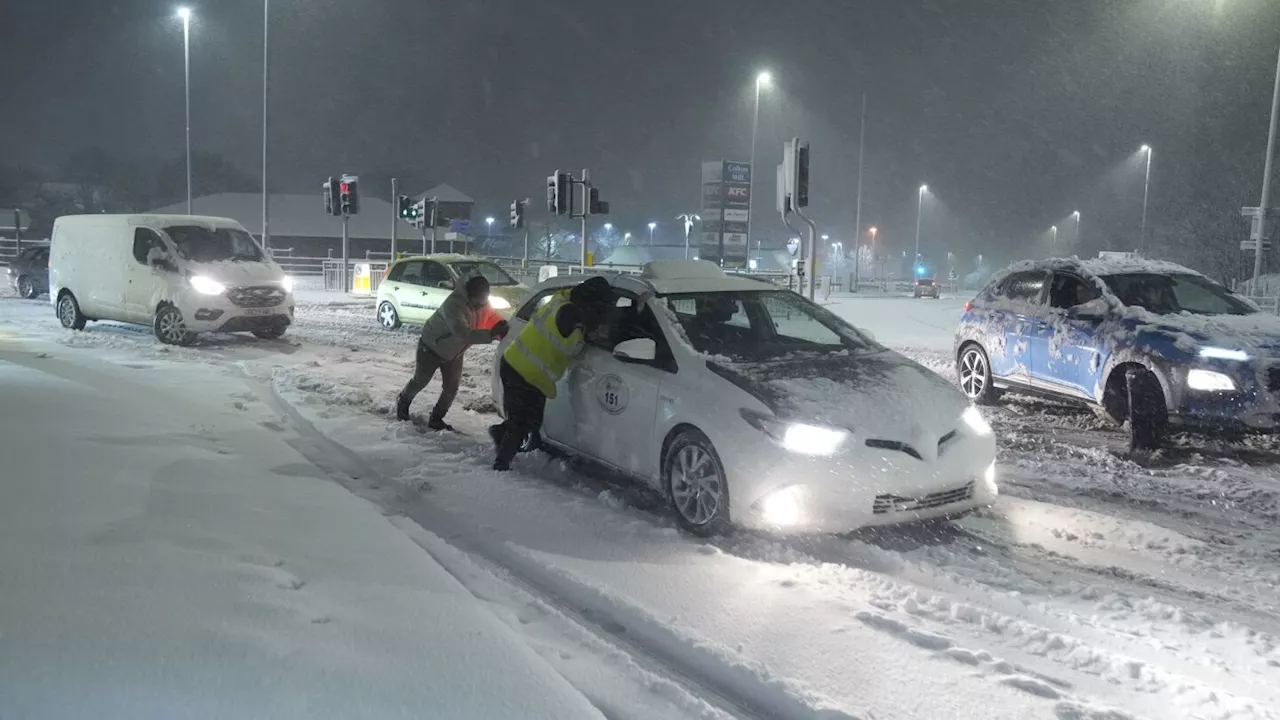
[1268,367,1280,394]
[872,482,975,515]
[228,285,286,308]
[865,439,922,460]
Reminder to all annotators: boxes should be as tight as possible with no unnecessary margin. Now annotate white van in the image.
[49,214,294,345]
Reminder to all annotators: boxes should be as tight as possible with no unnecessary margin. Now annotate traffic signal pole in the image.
[390,177,398,258]
[341,215,350,293]
[580,168,590,271]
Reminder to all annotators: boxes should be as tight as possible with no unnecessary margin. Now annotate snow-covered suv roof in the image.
[994,256,1202,284]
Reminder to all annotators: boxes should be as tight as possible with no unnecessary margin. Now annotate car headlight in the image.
[1198,346,1249,361]
[489,295,511,310]
[982,462,998,496]
[1187,368,1236,392]
[189,275,226,295]
[758,486,805,527]
[961,406,993,436]
[740,409,848,456]
[280,275,294,293]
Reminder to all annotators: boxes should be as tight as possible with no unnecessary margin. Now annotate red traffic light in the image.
[340,183,350,193]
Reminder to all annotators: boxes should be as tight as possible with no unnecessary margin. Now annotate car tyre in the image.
[18,276,38,299]
[378,301,402,330]
[958,343,1001,405]
[56,292,87,330]
[251,325,287,340]
[154,305,196,346]
[1125,368,1167,451]
[663,428,732,537]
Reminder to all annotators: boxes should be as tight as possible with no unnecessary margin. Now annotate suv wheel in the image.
[958,344,1001,405]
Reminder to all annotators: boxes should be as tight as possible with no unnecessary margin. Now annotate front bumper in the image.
[724,431,998,533]
[1167,361,1280,434]
[177,293,294,334]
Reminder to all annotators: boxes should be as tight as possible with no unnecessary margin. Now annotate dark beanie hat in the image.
[571,275,611,304]
[465,275,490,294]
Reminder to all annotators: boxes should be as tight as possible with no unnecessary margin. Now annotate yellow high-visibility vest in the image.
[503,290,584,399]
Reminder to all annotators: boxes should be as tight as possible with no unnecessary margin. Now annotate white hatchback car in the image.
[492,260,998,535]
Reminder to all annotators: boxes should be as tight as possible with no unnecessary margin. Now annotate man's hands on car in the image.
[491,320,510,339]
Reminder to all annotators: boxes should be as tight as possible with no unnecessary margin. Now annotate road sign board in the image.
[449,219,471,233]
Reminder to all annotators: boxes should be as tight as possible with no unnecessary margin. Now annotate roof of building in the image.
[148,193,421,240]
[414,183,474,204]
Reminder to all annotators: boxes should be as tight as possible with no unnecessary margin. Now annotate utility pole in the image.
[580,168,590,269]
[1252,45,1280,289]
[261,0,270,250]
[390,177,398,258]
[341,216,350,293]
[852,93,866,292]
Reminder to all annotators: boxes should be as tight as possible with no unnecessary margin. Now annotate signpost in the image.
[1241,206,1279,253]
[699,160,751,268]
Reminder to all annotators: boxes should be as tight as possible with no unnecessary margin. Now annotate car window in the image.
[665,290,875,360]
[1102,272,1254,315]
[164,225,262,262]
[996,271,1047,304]
[449,261,518,286]
[1049,273,1097,309]
[422,261,454,289]
[132,228,166,265]
[517,288,563,321]
[396,261,425,285]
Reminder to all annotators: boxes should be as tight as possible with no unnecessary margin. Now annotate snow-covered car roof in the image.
[991,256,1202,286]
[528,261,778,295]
[393,253,496,264]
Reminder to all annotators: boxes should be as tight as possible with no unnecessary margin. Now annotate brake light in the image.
[965,301,973,312]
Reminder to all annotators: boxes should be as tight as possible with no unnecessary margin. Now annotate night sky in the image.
[4,0,1279,269]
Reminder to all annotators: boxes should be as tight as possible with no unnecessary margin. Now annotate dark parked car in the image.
[7,245,49,299]
[913,278,940,298]
[954,257,1280,449]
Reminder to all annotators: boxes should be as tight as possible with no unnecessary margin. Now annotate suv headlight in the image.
[189,275,226,295]
[740,409,849,456]
[1187,368,1236,392]
[280,275,294,293]
[961,406,993,436]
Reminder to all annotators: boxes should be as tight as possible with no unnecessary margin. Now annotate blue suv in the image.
[954,257,1280,448]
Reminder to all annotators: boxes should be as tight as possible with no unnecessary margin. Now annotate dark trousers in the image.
[493,358,547,469]
[398,342,464,421]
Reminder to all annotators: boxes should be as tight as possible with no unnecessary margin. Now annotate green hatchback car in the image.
[375,254,530,330]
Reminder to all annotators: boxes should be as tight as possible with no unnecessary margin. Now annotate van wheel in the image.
[18,276,38,299]
[663,429,732,536]
[57,292,87,330]
[377,301,401,330]
[154,305,196,346]
[251,326,287,340]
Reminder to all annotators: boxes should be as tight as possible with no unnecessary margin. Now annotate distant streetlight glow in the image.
[603,223,612,231]
[756,71,772,89]
[648,222,656,245]
[176,6,191,20]
[1072,210,1082,245]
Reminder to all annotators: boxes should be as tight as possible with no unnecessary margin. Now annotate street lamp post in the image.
[1073,210,1082,246]
[1140,144,1152,252]
[748,71,771,252]
[914,185,928,272]
[676,214,699,259]
[1251,46,1280,289]
[261,0,270,249]
[177,7,192,214]
[1051,225,1058,247]
[868,226,878,281]
[648,222,656,245]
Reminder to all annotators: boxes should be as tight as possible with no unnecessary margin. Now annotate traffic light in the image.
[510,199,525,229]
[323,177,339,216]
[795,143,810,208]
[588,188,609,215]
[547,171,570,215]
[338,174,359,216]
[397,194,417,222]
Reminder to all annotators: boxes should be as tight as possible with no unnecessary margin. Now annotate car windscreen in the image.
[449,261,518,286]
[664,290,879,360]
[1101,272,1254,316]
[164,225,264,263]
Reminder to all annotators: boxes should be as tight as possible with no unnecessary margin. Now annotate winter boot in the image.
[426,416,454,432]
[396,395,411,422]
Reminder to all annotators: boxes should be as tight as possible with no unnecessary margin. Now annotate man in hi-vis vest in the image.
[490,276,613,471]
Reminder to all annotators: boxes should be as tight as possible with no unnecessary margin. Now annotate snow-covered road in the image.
[2,288,1278,720]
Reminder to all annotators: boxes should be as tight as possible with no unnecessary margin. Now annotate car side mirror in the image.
[613,337,656,363]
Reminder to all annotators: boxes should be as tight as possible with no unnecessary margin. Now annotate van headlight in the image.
[1187,368,1236,392]
[489,295,511,310]
[961,406,993,436]
[740,409,848,456]
[189,276,226,295]
[280,275,294,293]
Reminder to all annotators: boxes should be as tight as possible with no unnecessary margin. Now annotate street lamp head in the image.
[756,71,772,88]
[176,6,191,21]
[821,234,829,241]
[869,226,877,235]
[1140,144,1151,153]
[919,184,928,194]
[1051,225,1058,232]
[485,216,494,224]
[603,223,612,230]
[1072,210,1080,218]
[648,222,657,230]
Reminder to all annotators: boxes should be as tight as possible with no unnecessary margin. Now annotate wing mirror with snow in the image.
[613,338,657,363]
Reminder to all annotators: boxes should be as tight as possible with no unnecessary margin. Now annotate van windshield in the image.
[165,225,264,263]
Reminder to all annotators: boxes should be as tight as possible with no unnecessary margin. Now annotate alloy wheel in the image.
[669,444,724,526]
[960,348,987,399]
